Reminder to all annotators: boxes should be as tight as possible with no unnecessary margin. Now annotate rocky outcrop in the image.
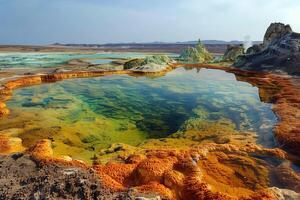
[124,58,144,70]
[263,23,292,47]
[142,55,174,66]
[222,45,244,61]
[124,55,174,72]
[234,23,300,75]
[179,40,213,63]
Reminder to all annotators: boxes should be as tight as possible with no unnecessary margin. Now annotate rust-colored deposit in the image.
[25,139,299,200]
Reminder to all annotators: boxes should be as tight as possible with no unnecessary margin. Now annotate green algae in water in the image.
[2,68,277,162]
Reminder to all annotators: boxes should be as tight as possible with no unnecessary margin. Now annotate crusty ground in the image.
[0,154,137,200]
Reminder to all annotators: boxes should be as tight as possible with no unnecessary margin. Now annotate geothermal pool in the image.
[0,68,277,163]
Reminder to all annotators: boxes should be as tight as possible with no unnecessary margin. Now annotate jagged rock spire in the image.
[263,22,292,46]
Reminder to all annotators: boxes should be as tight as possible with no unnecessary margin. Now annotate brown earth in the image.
[0,44,227,54]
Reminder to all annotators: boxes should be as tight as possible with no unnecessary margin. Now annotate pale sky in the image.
[0,0,299,44]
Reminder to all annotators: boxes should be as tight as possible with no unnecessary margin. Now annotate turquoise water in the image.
[3,68,277,155]
[87,59,114,65]
[0,52,146,68]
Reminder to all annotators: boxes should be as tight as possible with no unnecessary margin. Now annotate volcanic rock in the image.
[0,154,131,200]
[263,23,292,47]
[234,23,300,75]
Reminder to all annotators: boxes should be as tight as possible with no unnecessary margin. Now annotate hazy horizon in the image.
[0,0,299,45]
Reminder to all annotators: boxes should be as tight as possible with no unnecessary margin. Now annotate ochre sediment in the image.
[25,139,296,199]
[0,134,24,154]
[0,64,299,199]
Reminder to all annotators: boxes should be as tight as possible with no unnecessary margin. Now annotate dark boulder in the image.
[263,23,292,47]
[234,23,300,75]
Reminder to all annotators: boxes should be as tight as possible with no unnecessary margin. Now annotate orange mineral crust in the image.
[26,140,292,199]
[0,134,24,154]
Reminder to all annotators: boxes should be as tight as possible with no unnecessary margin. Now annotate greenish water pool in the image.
[0,52,146,68]
[1,68,277,162]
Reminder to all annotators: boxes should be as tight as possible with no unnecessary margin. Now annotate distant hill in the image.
[51,40,262,54]
[173,40,261,45]
[53,40,262,46]
[175,40,245,45]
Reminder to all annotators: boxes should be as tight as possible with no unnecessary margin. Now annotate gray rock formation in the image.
[223,44,244,61]
[234,23,300,75]
[263,23,292,47]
